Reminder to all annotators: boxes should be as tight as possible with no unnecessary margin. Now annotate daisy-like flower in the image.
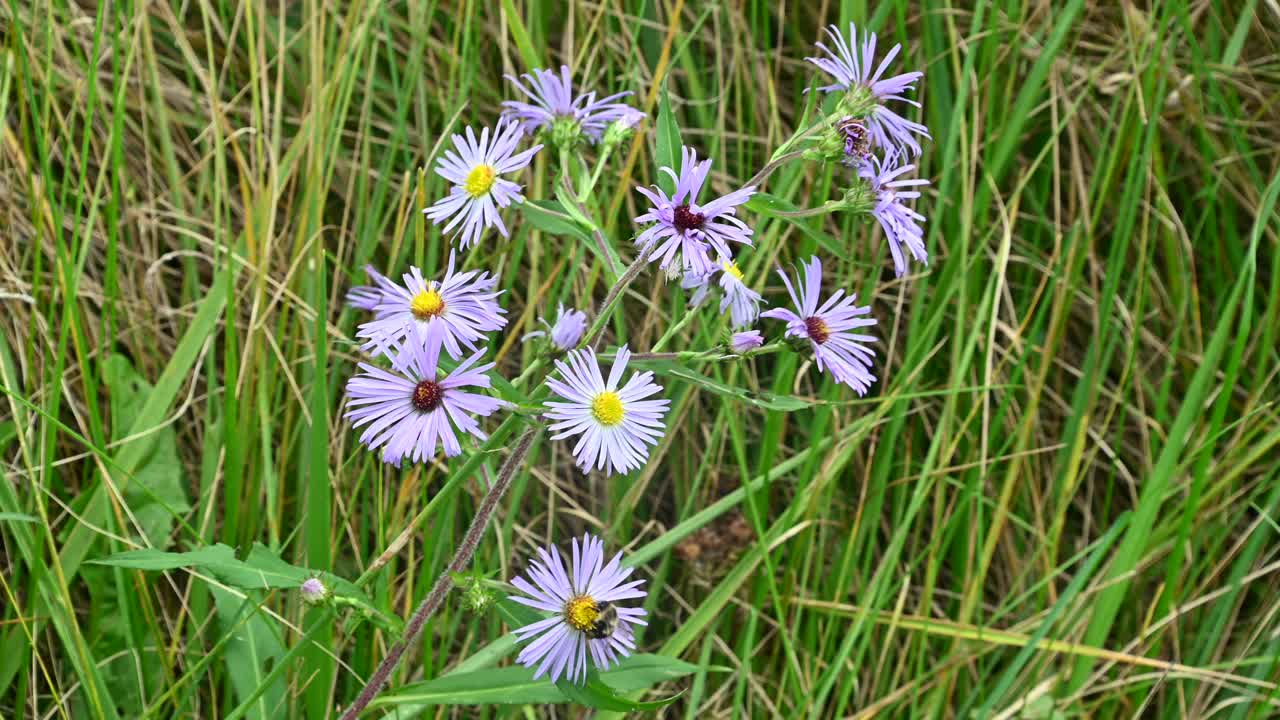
[425,119,542,250]
[634,146,756,277]
[807,23,929,156]
[717,260,763,329]
[523,304,588,351]
[346,265,398,311]
[729,329,764,354]
[544,346,670,476]
[511,533,647,684]
[356,253,506,362]
[860,153,929,277]
[761,256,878,395]
[345,341,507,464]
[502,65,642,144]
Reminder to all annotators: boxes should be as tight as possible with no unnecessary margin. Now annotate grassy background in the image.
[3,0,1280,717]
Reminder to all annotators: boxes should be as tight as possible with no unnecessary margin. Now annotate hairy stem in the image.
[745,149,807,189]
[578,249,651,351]
[338,428,538,719]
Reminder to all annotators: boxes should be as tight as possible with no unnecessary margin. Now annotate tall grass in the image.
[2,0,1279,717]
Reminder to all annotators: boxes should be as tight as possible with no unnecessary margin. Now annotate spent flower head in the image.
[807,23,929,157]
[761,256,878,394]
[425,119,542,250]
[544,346,670,476]
[634,146,756,277]
[510,533,647,684]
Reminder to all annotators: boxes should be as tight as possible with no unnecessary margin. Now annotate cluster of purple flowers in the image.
[340,23,930,689]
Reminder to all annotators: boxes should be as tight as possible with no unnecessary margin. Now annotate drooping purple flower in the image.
[502,65,642,143]
[524,304,588,351]
[511,533,648,685]
[425,119,542,250]
[544,346,670,477]
[860,153,929,277]
[634,146,756,277]
[717,261,763,329]
[807,23,929,156]
[729,330,764,354]
[761,256,878,395]
[356,253,506,362]
[345,341,508,464]
[346,265,399,312]
[680,261,762,329]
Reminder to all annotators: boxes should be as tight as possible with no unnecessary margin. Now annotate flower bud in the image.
[601,109,645,152]
[729,330,764,354]
[549,116,584,150]
[300,577,329,605]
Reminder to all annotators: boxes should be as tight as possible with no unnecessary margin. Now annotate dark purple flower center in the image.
[411,380,444,411]
[804,316,830,345]
[839,117,870,160]
[672,204,706,233]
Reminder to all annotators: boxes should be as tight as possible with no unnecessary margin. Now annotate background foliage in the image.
[2,0,1279,717]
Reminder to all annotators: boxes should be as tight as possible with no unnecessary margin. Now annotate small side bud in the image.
[601,110,645,152]
[838,181,877,217]
[549,116,585,150]
[453,572,496,614]
[300,577,329,605]
[729,330,764,354]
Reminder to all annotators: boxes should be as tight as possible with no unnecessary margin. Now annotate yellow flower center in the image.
[464,164,497,198]
[564,595,599,631]
[722,261,744,281]
[591,391,625,427]
[410,289,445,319]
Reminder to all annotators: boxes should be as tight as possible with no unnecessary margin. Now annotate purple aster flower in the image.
[356,253,506,362]
[729,329,764,354]
[425,119,542,250]
[346,265,399,311]
[345,341,508,464]
[681,269,712,308]
[523,304,588,351]
[717,261,763,329]
[634,146,756,277]
[860,153,929,277]
[511,533,647,684]
[807,23,929,156]
[502,65,642,144]
[761,256,878,395]
[544,346,670,476]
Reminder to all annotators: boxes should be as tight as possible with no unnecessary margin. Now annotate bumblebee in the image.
[585,601,620,640]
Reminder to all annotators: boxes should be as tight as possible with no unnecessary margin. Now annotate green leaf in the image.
[557,673,683,711]
[745,193,845,257]
[211,587,285,720]
[373,655,696,710]
[101,353,191,547]
[641,360,811,411]
[0,512,37,523]
[91,542,369,605]
[520,200,591,242]
[372,666,568,707]
[655,85,682,195]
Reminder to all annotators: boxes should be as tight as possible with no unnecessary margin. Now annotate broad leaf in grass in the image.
[655,85,682,194]
[103,354,192,547]
[211,586,285,720]
[520,200,591,242]
[638,359,811,411]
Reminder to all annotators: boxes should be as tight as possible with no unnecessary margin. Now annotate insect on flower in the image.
[510,533,648,684]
